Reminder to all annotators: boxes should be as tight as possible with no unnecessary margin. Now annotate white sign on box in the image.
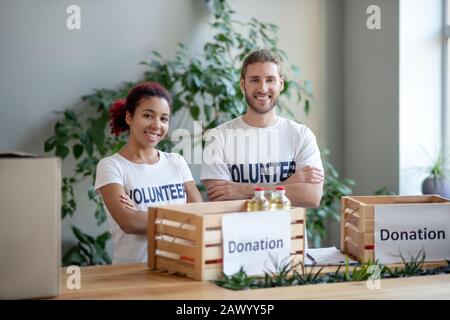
[375,204,450,264]
[222,211,291,276]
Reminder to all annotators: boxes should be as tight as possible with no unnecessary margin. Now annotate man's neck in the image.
[242,108,278,128]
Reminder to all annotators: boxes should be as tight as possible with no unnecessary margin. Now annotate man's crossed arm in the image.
[202,166,324,208]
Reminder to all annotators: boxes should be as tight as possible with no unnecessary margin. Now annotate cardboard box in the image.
[341,195,450,263]
[147,200,305,281]
[0,155,61,299]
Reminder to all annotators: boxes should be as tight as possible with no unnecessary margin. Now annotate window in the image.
[445,0,450,162]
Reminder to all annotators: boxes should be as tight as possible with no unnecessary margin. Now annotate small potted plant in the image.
[421,151,450,199]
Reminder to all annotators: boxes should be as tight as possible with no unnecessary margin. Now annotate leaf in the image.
[96,231,112,249]
[72,226,91,245]
[44,138,56,153]
[151,50,162,58]
[87,118,106,152]
[64,110,78,122]
[55,145,69,159]
[304,99,310,115]
[189,105,200,120]
[95,206,106,226]
[73,144,83,159]
[110,140,126,154]
[62,246,87,267]
[85,136,94,156]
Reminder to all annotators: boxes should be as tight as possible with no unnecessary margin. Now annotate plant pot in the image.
[421,177,450,199]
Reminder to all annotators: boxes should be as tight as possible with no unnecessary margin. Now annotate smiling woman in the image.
[94,82,202,264]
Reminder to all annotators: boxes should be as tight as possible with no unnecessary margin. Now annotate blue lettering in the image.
[240,164,249,183]
[176,183,184,199]
[148,187,156,203]
[133,189,143,205]
[280,162,289,181]
[230,165,240,182]
[155,187,163,202]
[142,187,150,204]
[288,161,296,177]
[249,164,259,183]
[169,184,177,199]
[161,185,170,201]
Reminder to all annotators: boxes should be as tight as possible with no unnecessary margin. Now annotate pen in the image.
[306,253,316,263]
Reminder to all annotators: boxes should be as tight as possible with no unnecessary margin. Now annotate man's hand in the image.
[206,180,253,201]
[286,165,324,184]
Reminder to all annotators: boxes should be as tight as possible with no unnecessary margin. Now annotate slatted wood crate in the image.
[341,195,450,263]
[147,200,305,281]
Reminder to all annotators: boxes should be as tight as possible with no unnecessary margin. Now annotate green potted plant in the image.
[421,150,450,199]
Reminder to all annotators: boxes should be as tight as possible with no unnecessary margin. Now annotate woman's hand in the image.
[120,194,137,211]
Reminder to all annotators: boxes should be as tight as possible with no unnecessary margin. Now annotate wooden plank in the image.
[147,207,157,269]
[203,264,223,281]
[431,195,450,203]
[340,198,346,252]
[345,223,374,245]
[344,195,450,205]
[203,213,225,229]
[155,200,248,216]
[291,239,303,252]
[344,236,361,262]
[361,205,374,219]
[204,245,222,260]
[290,223,305,238]
[156,239,196,257]
[194,215,205,281]
[149,200,248,216]
[344,237,374,263]
[204,209,305,228]
[156,255,195,279]
[156,208,197,225]
[156,224,196,242]
[343,208,373,233]
[204,229,222,244]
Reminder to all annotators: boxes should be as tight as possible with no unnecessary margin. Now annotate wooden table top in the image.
[54,263,450,300]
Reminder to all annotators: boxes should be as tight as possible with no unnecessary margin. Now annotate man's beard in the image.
[244,90,279,114]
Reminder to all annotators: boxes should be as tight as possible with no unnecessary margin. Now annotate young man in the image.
[200,49,324,208]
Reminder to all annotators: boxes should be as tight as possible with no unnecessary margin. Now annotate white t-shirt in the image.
[95,151,194,264]
[200,116,323,183]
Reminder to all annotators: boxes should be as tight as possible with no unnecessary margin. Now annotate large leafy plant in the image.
[45,0,350,265]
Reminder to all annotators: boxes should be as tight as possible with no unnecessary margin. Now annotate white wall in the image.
[343,0,400,196]
[399,0,443,195]
[333,0,400,249]
[0,0,344,254]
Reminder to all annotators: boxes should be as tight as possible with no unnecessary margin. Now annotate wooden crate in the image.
[147,200,305,281]
[340,195,450,263]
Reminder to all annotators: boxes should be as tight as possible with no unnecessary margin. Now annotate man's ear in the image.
[125,111,132,126]
[240,79,245,95]
[280,74,285,92]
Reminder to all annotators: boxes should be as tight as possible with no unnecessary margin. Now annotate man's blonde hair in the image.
[240,49,283,80]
